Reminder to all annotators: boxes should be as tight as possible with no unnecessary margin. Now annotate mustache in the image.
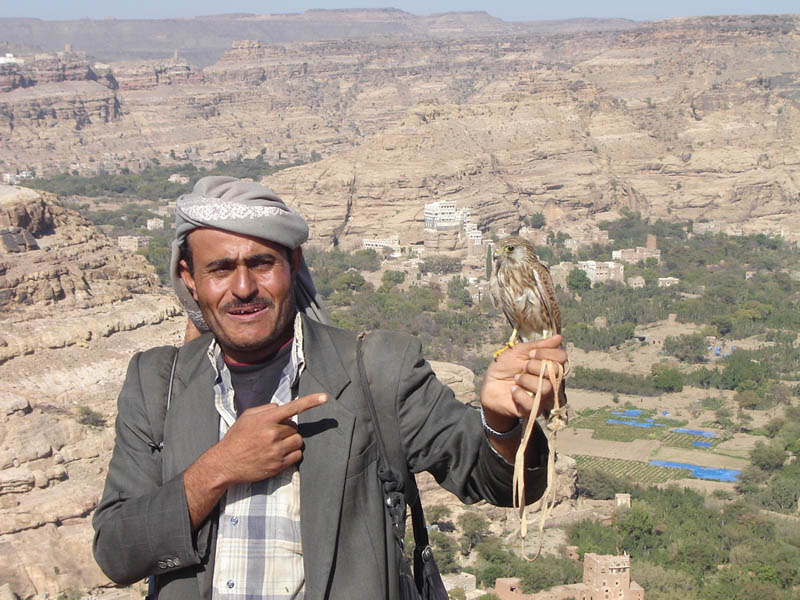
[222,297,274,313]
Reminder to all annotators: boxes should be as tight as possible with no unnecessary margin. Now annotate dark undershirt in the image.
[227,342,293,417]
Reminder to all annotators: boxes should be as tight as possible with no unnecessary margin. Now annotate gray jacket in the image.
[92,316,549,599]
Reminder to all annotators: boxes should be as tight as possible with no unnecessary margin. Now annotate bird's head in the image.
[493,236,536,268]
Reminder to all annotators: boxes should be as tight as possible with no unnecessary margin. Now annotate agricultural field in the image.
[571,407,695,443]
[573,455,689,484]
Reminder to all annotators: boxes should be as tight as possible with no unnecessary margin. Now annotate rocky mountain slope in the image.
[1,14,798,249]
[0,11,798,598]
[0,185,183,598]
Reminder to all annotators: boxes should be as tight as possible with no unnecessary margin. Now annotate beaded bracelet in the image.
[480,406,522,439]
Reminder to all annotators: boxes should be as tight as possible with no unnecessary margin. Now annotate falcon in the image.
[489,236,561,347]
[488,235,567,560]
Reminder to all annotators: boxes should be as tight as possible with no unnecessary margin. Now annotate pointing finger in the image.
[269,393,328,422]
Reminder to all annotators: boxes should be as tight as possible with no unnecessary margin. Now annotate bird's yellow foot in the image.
[492,329,520,360]
[492,342,515,359]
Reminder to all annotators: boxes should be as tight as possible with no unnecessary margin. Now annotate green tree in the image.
[447,276,473,309]
[651,364,684,393]
[485,245,493,280]
[528,212,546,229]
[380,270,406,290]
[576,468,632,500]
[750,441,787,472]
[566,268,591,294]
[429,530,459,573]
[420,255,462,275]
[427,505,452,525]
[734,389,760,410]
[663,332,707,363]
[457,511,490,553]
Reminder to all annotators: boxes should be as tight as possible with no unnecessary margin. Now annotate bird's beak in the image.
[492,250,499,261]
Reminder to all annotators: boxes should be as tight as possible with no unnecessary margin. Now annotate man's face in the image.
[179,228,299,363]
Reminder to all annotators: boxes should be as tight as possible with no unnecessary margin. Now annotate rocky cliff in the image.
[1,14,797,247]
[0,186,183,598]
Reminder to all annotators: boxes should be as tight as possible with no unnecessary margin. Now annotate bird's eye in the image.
[506,245,514,252]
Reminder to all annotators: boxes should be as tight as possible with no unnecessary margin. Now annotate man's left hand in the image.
[480,335,567,430]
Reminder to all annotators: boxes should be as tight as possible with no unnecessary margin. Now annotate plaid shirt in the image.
[208,315,306,599]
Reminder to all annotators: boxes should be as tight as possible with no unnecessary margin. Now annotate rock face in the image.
[1,14,798,247]
[0,186,185,598]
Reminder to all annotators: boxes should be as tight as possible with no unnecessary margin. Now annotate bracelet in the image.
[480,407,522,439]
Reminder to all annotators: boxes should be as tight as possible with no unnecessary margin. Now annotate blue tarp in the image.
[692,441,713,448]
[607,419,653,428]
[649,460,739,482]
[672,428,716,438]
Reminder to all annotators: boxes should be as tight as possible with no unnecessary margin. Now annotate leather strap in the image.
[356,333,434,588]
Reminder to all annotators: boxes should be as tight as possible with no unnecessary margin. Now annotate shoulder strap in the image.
[140,345,180,450]
[356,333,432,588]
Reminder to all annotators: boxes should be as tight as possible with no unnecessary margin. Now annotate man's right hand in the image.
[217,393,328,484]
[183,393,328,530]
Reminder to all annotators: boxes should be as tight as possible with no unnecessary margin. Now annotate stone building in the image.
[494,553,644,600]
[627,275,645,289]
[362,234,400,252]
[657,276,680,288]
[612,247,661,264]
[577,260,625,285]
[146,218,164,231]
[424,200,469,231]
[117,235,149,252]
[693,221,721,235]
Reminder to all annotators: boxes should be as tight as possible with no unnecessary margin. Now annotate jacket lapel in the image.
[297,317,355,597]
[164,334,220,477]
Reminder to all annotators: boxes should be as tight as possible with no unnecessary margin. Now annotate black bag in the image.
[356,334,449,600]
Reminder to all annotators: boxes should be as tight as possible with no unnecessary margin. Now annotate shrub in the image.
[77,406,106,428]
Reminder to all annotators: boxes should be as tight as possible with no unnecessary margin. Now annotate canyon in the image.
[0,8,798,598]
[0,13,798,250]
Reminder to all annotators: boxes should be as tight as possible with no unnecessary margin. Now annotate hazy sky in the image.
[2,1,796,22]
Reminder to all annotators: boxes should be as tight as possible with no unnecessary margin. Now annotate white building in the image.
[2,173,16,185]
[146,218,164,231]
[612,247,661,264]
[627,275,645,288]
[693,221,720,235]
[168,173,190,185]
[118,236,149,252]
[466,229,483,246]
[362,235,400,251]
[577,260,625,284]
[424,200,470,231]
[658,276,680,288]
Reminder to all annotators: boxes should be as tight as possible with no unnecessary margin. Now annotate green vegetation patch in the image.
[21,155,304,200]
[574,455,688,483]
[569,487,800,597]
[659,431,723,449]
[572,407,687,443]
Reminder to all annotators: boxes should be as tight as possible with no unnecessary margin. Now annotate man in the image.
[93,176,567,600]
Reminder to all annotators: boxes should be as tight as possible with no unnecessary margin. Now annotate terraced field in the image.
[573,455,690,484]
[571,407,725,447]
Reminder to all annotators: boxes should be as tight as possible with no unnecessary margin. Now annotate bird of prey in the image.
[488,235,567,560]
[489,236,561,348]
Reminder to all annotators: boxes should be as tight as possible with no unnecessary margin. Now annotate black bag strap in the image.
[356,333,435,591]
[140,346,180,452]
[146,346,179,600]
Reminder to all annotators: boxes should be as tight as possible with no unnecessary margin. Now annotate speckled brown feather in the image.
[489,236,560,342]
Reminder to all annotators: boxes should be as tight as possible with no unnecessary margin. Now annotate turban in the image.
[170,176,329,330]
